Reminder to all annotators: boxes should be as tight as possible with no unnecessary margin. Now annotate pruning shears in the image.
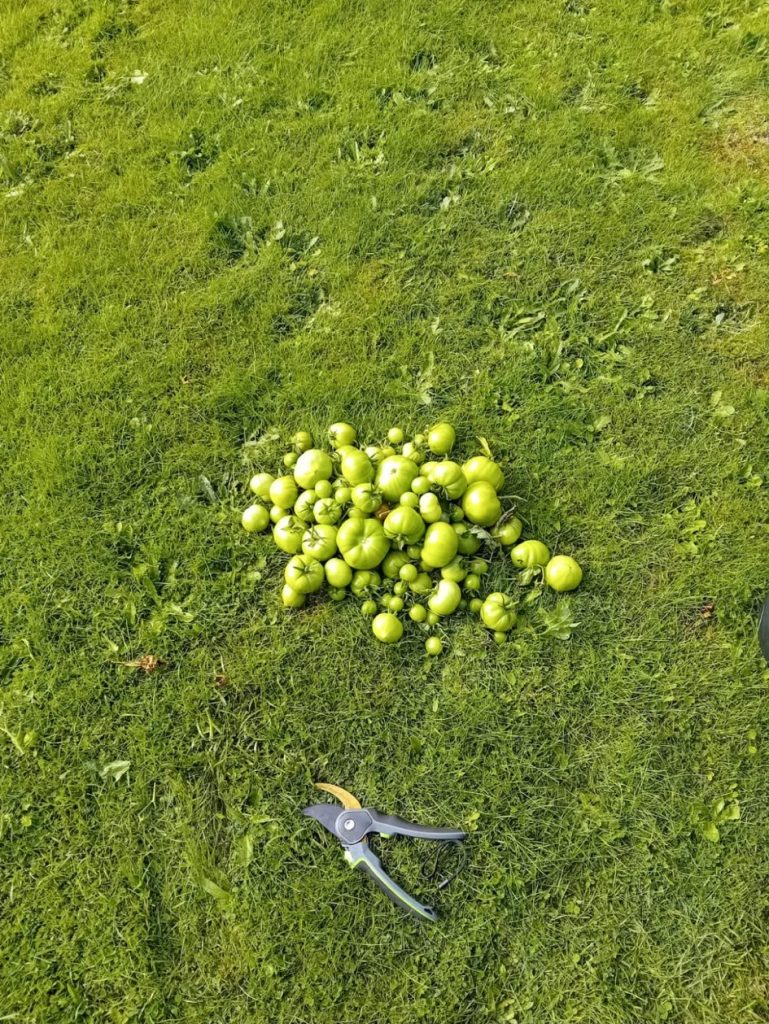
[303,783,467,923]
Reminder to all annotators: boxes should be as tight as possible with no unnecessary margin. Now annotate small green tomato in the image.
[372,612,403,644]
[410,604,427,623]
[361,599,378,616]
[242,504,270,533]
[393,580,407,596]
[269,505,284,524]
[283,451,298,469]
[493,518,523,547]
[389,596,404,613]
[400,491,419,509]
[426,611,440,626]
[387,427,404,445]
[292,430,313,453]
[425,636,443,656]
[464,573,481,591]
[281,584,306,608]
[469,597,483,614]
[249,472,274,499]
[315,479,333,499]
[427,422,456,455]
[399,563,418,583]
[544,555,583,591]
[329,422,357,448]
[493,631,508,645]
[411,476,430,496]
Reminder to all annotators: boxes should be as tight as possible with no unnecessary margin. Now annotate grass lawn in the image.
[3,0,769,1020]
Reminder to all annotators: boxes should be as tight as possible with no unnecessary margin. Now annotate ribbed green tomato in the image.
[292,430,313,453]
[294,489,317,523]
[301,524,338,562]
[314,479,333,499]
[351,483,381,513]
[281,583,306,608]
[337,518,390,569]
[511,540,550,569]
[372,612,403,644]
[421,522,459,568]
[270,475,299,509]
[382,550,411,579]
[325,557,353,588]
[480,592,517,631]
[453,522,482,555]
[462,456,504,492]
[383,505,425,546]
[428,579,461,616]
[340,449,374,486]
[294,449,334,489]
[249,472,274,499]
[273,515,305,554]
[493,518,523,546]
[313,498,342,524]
[242,504,269,533]
[376,456,419,502]
[441,557,467,583]
[328,587,346,601]
[462,481,502,527]
[544,555,583,591]
[427,422,456,455]
[328,422,356,448]
[284,555,325,594]
[419,492,443,524]
[426,460,467,499]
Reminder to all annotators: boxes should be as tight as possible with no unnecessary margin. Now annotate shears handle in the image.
[344,842,439,923]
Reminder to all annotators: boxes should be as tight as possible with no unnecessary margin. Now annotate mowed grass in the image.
[2,0,769,1020]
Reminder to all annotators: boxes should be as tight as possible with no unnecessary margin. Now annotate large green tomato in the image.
[313,498,342,524]
[421,522,459,568]
[351,483,381,514]
[383,505,425,546]
[428,578,461,616]
[270,475,299,509]
[382,550,411,579]
[325,557,353,588]
[544,555,582,591]
[301,524,338,562]
[427,422,456,455]
[294,449,334,489]
[328,422,357,448]
[337,517,390,569]
[426,460,467,499]
[372,612,403,644]
[285,554,325,594]
[249,472,274,499]
[462,481,502,527]
[480,592,517,631]
[462,456,504,492]
[511,540,550,569]
[242,504,270,533]
[294,489,317,523]
[340,449,374,486]
[493,518,523,546]
[376,456,419,503]
[273,515,305,554]
[281,583,306,608]
[419,492,443,524]
[453,522,482,555]
[351,570,381,597]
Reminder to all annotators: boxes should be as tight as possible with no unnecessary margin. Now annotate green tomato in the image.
[544,555,583,592]
[393,580,407,596]
[493,631,508,645]
[270,505,284,524]
[285,554,325,594]
[402,441,425,465]
[337,518,390,569]
[427,422,456,455]
[468,558,489,575]
[441,557,467,583]
[351,483,381,514]
[283,451,298,469]
[389,596,404,612]
[328,422,357,448]
[410,572,433,596]
[493,518,523,546]
[462,456,504,492]
[315,479,333,499]
[428,578,461,616]
[387,427,404,445]
[464,573,481,591]
[462,481,502,527]
[372,612,403,644]
[382,550,411,579]
[425,636,443,656]
[281,583,306,608]
[511,540,550,569]
[426,460,467,500]
[340,449,374,486]
[249,472,274,499]
[334,485,351,505]
[410,604,427,623]
[414,433,426,445]
[419,492,443,524]
[399,563,418,583]
[376,455,419,503]
[361,599,378,616]
[454,522,482,555]
[421,521,459,568]
[270,475,299,509]
[426,611,440,626]
[242,504,270,533]
[400,491,419,509]
[328,587,346,601]
[406,544,423,560]
[292,430,313,453]
[365,445,391,465]
[469,597,483,614]
[314,498,342,524]
[294,489,317,523]
[351,570,381,597]
[273,515,305,554]
[294,449,334,489]
[301,524,338,562]
[384,505,425,546]
[411,476,430,496]
[480,592,517,632]
[346,507,367,519]
[449,505,465,522]
[325,557,353,588]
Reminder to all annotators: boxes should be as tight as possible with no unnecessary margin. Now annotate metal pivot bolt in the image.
[343,818,356,831]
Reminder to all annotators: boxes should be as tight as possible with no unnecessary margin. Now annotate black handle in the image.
[345,842,439,922]
[368,810,466,842]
